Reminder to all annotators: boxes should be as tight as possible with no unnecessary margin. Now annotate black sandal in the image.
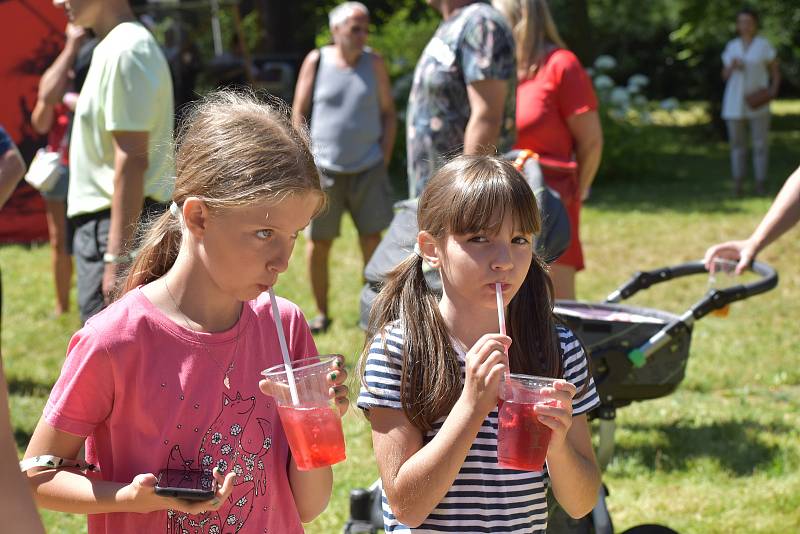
[308,315,332,334]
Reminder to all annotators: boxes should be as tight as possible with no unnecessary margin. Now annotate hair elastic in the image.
[414,242,438,273]
[169,201,185,228]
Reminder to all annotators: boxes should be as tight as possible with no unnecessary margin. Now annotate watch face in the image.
[103,252,135,264]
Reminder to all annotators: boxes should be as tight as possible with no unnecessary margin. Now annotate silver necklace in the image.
[163,278,241,390]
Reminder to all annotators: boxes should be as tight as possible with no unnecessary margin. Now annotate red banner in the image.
[0,0,67,244]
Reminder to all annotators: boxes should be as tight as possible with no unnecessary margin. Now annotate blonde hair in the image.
[120,89,323,294]
[493,0,566,77]
[360,155,562,431]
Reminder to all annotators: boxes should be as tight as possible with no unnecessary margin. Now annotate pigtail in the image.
[508,254,591,399]
[361,254,461,432]
[119,210,182,295]
[507,254,562,379]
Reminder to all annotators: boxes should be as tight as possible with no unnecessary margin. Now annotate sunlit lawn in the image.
[2,101,798,533]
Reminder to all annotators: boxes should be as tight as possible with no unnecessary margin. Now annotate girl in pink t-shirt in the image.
[23,90,349,533]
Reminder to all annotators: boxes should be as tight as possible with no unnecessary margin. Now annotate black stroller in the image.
[345,154,779,533]
[542,259,777,534]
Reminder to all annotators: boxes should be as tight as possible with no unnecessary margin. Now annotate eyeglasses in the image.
[349,25,369,35]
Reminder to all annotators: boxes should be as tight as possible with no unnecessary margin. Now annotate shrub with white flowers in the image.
[588,55,679,182]
[589,54,675,126]
[593,54,617,71]
[659,97,680,112]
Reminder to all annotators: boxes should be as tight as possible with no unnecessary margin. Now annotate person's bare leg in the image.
[307,239,333,319]
[549,264,576,300]
[358,232,382,277]
[45,199,72,315]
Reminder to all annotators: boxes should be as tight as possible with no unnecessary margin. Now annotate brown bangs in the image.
[429,157,540,239]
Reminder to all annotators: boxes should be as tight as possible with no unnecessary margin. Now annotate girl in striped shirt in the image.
[357,155,601,532]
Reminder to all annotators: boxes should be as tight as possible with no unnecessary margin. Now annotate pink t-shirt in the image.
[44,288,317,534]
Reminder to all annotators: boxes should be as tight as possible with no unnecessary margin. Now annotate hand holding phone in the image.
[119,467,236,514]
[155,469,216,501]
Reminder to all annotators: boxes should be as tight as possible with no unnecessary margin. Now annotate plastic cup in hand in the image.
[708,258,738,318]
[261,356,346,470]
[497,374,557,471]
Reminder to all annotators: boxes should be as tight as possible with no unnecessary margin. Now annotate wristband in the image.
[20,455,98,473]
[103,251,135,264]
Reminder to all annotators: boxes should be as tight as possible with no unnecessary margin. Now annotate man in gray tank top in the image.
[292,2,396,334]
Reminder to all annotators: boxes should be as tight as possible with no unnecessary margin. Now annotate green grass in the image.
[2,100,799,533]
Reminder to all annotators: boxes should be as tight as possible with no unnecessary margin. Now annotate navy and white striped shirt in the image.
[357,325,599,533]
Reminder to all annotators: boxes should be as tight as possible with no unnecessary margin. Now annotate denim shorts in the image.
[40,164,69,201]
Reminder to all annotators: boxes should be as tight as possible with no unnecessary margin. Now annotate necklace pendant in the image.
[223,375,231,389]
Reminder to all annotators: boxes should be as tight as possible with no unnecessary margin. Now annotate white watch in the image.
[103,251,135,264]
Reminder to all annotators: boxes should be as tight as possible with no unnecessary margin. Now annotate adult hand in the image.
[65,23,86,45]
[732,58,744,70]
[704,239,755,275]
[121,467,236,514]
[461,334,511,417]
[536,379,576,453]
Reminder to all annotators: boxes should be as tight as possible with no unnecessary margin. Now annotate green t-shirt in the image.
[68,22,174,218]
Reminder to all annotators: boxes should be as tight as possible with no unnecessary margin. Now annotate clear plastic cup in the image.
[496,374,557,471]
[708,258,738,317]
[261,355,346,470]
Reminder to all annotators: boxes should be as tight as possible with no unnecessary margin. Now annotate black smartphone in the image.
[155,469,216,501]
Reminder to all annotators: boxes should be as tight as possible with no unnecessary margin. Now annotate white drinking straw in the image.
[269,287,300,406]
[496,283,512,385]
[495,283,506,336]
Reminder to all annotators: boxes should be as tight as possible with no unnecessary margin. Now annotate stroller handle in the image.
[606,260,778,367]
[605,260,778,307]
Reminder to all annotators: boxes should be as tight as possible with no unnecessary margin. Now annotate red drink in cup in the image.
[277,405,346,470]
[262,356,346,471]
[497,375,557,471]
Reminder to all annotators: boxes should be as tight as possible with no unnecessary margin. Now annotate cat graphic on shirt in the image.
[166,391,272,533]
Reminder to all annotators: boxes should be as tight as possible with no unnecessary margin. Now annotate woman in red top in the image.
[494,0,603,299]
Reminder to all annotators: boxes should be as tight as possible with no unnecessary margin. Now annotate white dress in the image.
[721,35,776,120]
